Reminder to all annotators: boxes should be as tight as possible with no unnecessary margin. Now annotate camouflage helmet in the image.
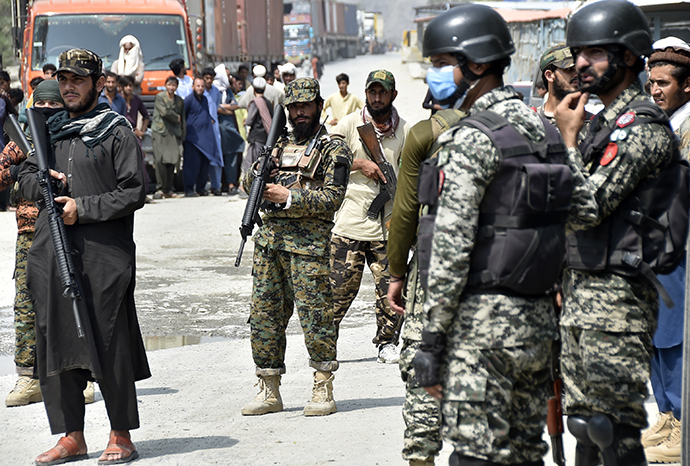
[284,77,321,106]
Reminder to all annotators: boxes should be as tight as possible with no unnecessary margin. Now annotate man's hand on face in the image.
[555,91,589,148]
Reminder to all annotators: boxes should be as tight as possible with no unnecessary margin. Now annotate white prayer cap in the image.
[653,36,690,52]
[253,77,267,90]
[279,63,297,75]
[253,64,267,77]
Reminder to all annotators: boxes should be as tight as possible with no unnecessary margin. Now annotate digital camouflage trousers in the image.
[14,232,35,375]
[250,245,338,373]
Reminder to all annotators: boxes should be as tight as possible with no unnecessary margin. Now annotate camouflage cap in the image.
[539,44,573,71]
[366,69,395,91]
[284,77,320,105]
[56,49,102,77]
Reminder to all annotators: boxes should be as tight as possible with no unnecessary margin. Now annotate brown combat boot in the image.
[241,375,283,415]
[409,459,435,466]
[642,411,674,448]
[303,370,336,416]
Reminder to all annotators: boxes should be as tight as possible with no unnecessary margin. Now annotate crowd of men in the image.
[1,0,690,464]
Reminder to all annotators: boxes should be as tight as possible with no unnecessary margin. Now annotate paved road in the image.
[0,52,677,465]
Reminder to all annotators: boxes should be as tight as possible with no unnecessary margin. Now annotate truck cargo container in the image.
[284,0,358,64]
[186,0,283,66]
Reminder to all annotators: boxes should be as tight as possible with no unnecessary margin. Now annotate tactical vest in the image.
[567,100,690,308]
[272,133,345,190]
[418,110,574,296]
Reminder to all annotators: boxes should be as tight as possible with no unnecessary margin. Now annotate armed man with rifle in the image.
[409,5,591,465]
[16,49,150,465]
[240,77,352,417]
[330,69,410,364]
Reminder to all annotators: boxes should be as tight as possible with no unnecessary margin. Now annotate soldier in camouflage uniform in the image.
[554,2,676,464]
[241,77,352,417]
[536,44,592,140]
[386,18,469,466]
[410,5,582,465]
[641,37,690,462]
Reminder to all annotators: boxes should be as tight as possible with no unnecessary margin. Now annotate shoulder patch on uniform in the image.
[601,142,618,166]
[616,112,635,128]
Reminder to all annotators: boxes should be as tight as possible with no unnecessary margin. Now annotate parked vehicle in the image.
[284,0,359,64]
[12,0,195,109]
[359,11,386,55]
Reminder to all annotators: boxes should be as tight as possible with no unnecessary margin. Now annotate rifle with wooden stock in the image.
[357,122,396,220]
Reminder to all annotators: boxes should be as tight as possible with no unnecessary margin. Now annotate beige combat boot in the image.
[304,370,336,416]
[645,416,681,463]
[5,375,42,407]
[241,375,283,415]
[409,459,435,466]
[84,381,95,404]
[642,411,674,448]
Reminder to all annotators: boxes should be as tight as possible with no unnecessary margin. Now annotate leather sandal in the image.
[97,436,139,464]
[35,436,88,465]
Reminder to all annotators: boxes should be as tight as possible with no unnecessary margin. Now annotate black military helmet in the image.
[422,4,515,63]
[566,0,653,57]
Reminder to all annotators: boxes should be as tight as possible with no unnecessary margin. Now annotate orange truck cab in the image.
[20,0,195,109]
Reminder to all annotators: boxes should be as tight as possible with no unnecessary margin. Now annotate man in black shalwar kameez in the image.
[18,48,150,465]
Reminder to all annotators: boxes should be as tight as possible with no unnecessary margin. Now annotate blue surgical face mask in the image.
[426,65,458,101]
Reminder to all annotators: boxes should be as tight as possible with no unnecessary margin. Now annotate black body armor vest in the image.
[417,110,573,296]
[566,100,689,308]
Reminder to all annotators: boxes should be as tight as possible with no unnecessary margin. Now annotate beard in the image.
[366,100,393,118]
[552,74,576,101]
[290,111,320,141]
[65,84,98,115]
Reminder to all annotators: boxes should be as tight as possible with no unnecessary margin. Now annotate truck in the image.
[283,0,359,64]
[12,0,196,109]
[186,0,284,66]
[359,11,385,55]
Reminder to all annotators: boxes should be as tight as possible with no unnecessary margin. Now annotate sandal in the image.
[97,436,139,464]
[35,436,88,465]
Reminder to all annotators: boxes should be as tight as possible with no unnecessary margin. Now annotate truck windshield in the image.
[32,14,190,71]
[284,24,311,41]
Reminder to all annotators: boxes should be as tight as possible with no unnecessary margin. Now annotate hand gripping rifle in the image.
[235,104,287,267]
[5,110,102,377]
[6,110,89,334]
[357,122,396,220]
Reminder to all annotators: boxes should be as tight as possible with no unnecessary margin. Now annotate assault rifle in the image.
[4,110,102,377]
[357,122,396,220]
[235,104,287,267]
